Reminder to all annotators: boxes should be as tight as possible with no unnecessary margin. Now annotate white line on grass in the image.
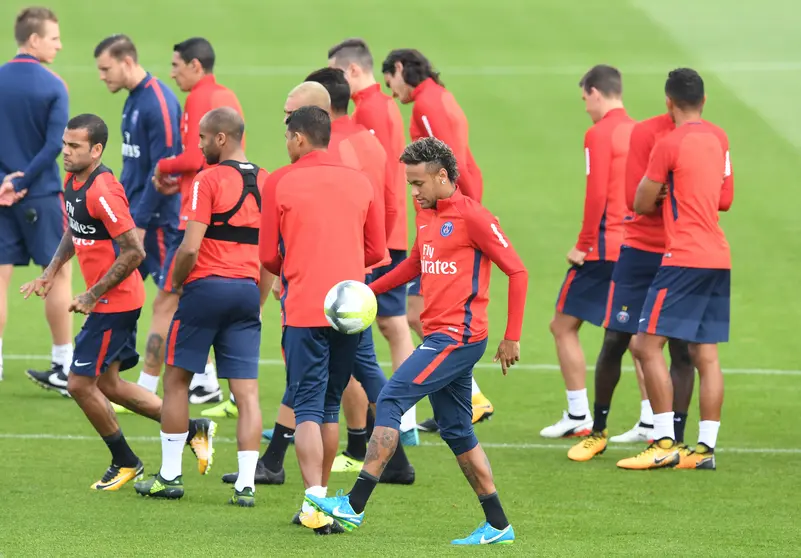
[3,354,800,376]
[0,432,797,454]
[53,62,801,77]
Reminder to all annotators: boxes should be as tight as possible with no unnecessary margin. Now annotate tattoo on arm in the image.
[44,230,75,278]
[144,333,164,368]
[89,229,145,300]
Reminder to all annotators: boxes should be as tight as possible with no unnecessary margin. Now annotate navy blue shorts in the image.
[555,260,615,326]
[281,325,387,407]
[603,246,663,334]
[375,333,487,456]
[407,275,422,297]
[71,309,141,377]
[0,194,66,266]
[157,229,184,293]
[140,224,181,285]
[369,249,408,317]
[166,277,261,378]
[639,266,731,344]
[282,326,360,425]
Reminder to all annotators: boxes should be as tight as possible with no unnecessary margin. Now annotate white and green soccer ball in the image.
[324,280,377,335]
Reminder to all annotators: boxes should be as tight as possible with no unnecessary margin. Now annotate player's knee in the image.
[406,313,422,334]
[668,339,693,373]
[442,432,479,456]
[599,330,630,363]
[550,313,578,338]
[374,392,404,430]
[66,373,92,399]
[152,290,178,318]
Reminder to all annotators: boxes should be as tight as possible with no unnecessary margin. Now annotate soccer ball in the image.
[324,280,377,335]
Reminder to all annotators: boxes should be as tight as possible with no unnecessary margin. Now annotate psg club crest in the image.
[440,221,454,237]
[616,310,630,324]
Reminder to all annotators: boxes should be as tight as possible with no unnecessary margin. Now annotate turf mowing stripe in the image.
[55,62,801,77]
[4,354,800,376]
[0,432,797,454]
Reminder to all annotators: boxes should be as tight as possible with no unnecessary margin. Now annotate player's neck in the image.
[673,110,703,126]
[218,148,247,164]
[599,100,625,119]
[16,46,40,61]
[350,74,377,94]
[74,160,102,183]
[127,65,148,90]
[331,111,348,120]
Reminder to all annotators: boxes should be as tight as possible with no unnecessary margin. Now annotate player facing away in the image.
[0,7,73,389]
[327,38,418,447]
[541,65,634,439]
[260,106,386,533]
[619,68,733,471]
[135,108,266,504]
[20,114,214,489]
[381,48,494,433]
[93,34,183,408]
[307,138,527,545]
[567,110,700,461]
[152,37,247,407]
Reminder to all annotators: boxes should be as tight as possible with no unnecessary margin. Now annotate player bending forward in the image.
[21,114,214,490]
[307,137,528,545]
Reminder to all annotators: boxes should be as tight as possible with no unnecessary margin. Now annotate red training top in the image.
[409,78,483,203]
[352,83,408,251]
[623,113,676,253]
[259,150,386,327]
[183,163,268,284]
[65,171,145,313]
[156,75,244,230]
[645,120,734,269]
[369,189,528,343]
[576,107,634,262]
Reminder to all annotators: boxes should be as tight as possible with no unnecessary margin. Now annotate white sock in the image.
[566,389,590,418]
[640,399,654,426]
[301,485,326,513]
[698,420,721,449]
[138,371,159,393]
[400,406,417,432]
[52,343,73,370]
[159,431,187,481]
[234,450,259,491]
[189,361,220,390]
[229,392,236,404]
[653,412,675,441]
[471,377,480,396]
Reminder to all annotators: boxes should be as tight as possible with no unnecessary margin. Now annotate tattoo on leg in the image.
[364,427,399,474]
[125,397,161,422]
[145,334,164,368]
[105,399,119,429]
[459,459,480,492]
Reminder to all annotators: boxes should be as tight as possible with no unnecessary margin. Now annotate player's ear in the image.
[394,61,403,78]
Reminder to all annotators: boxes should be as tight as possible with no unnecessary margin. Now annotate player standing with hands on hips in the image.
[306,137,527,546]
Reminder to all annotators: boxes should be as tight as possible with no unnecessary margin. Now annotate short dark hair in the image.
[381,49,443,87]
[665,68,705,110]
[400,137,459,183]
[304,68,351,114]
[201,107,245,142]
[173,37,215,72]
[67,114,109,151]
[286,106,330,148]
[94,34,137,62]
[328,38,373,71]
[579,65,622,97]
[14,6,57,46]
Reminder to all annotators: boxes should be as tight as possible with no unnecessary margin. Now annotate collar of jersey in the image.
[12,53,39,63]
[192,74,217,91]
[433,188,463,212]
[352,83,381,104]
[130,72,153,93]
[410,77,438,102]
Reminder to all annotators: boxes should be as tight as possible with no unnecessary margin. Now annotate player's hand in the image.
[69,291,98,315]
[493,339,520,376]
[656,184,668,205]
[271,276,281,300]
[0,172,26,206]
[20,275,53,299]
[567,247,587,266]
[153,174,181,196]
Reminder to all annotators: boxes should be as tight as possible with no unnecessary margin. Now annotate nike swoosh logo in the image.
[639,319,646,323]
[283,434,294,439]
[74,361,92,367]
[419,225,427,229]
[480,525,510,544]
[49,373,69,387]
[654,453,676,464]
[332,506,362,520]
[419,345,436,351]
[75,198,82,202]
[166,437,185,442]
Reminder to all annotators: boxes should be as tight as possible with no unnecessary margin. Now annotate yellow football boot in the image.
[91,460,144,491]
[676,443,716,470]
[471,393,494,424]
[616,438,680,470]
[567,430,608,462]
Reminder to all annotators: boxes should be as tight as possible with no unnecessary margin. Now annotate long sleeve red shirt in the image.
[575,107,634,262]
[369,189,527,342]
[259,150,385,327]
[352,83,408,250]
[156,75,244,230]
[409,78,483,203]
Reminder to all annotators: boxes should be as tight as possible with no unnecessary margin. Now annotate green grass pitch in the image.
[1,0,799,555]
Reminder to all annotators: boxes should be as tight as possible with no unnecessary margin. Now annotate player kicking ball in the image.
[306,138,528,545]
[20,114,214,490]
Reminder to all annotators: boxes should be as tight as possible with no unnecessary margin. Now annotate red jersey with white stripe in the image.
[63,167,145,313]
[368,189,528,343]
[409,78,483,203]
[352,83,408,250]
[156,75,244,230]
